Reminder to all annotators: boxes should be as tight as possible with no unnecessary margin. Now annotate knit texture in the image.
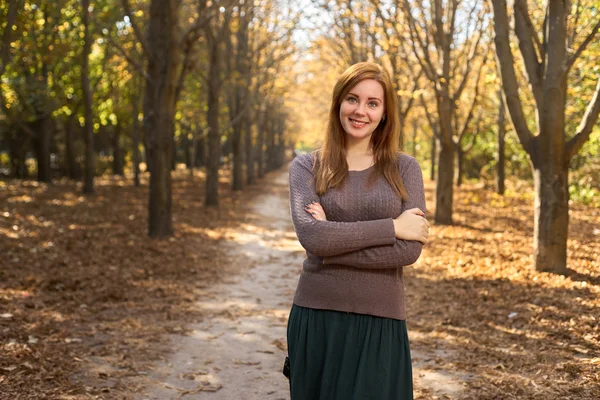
[288,152,426,320]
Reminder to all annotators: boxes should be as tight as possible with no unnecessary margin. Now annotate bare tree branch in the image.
[456,51,486,145]
[514,0,543,107]
[452,16,485,104]
[400,0,438,83]
[420,93,441,141]
[490,0,535,154]
[462,109,481,153]
[449,0,478,81]
[569,0,583,47]
[566,18,600,72]
[566,78,600,160]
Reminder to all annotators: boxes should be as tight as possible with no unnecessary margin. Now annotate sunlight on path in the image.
[136,170,301,399]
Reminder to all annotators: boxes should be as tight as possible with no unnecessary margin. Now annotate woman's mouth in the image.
[349,118,369,128]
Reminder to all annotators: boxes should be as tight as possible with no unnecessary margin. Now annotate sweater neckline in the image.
[348,163,376,173]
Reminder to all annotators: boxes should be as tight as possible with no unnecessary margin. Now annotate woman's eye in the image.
[347,97,357,103]
[369,102,378,107]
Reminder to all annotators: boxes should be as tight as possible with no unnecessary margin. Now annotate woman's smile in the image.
[348,118,369,128]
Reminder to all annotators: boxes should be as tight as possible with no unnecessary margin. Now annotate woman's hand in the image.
[393,208,430,244]
[305,201,327,221]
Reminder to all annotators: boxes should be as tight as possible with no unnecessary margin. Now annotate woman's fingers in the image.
[406,207,425,216]
[304,201,326,221]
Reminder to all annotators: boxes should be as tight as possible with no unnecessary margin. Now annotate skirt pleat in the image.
[286,304,413,400]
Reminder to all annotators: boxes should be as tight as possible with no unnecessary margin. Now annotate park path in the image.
[135,166,465,400]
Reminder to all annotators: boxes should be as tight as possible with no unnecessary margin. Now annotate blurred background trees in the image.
[0,0,299,236]
[1,0,598,273]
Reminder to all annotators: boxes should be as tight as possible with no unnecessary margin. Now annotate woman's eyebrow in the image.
[347,92,382,102]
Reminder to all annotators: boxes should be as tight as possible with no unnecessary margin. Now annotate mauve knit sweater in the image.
[288,152,426,321]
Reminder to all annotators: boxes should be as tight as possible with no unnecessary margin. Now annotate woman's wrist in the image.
[392,219,400,239]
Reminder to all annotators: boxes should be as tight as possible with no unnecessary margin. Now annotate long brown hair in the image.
[313,62,408,200]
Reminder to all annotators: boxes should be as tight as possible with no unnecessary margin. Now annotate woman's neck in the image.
[345,138,373,156]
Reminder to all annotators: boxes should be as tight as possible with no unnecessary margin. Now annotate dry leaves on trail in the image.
[177,382,223,396]
[408,181,600,400]
[0,168,271,399]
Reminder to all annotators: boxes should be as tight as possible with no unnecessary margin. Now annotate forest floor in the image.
[1,162,599,399]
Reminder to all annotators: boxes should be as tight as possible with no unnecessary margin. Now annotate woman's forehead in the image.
[347,79,384,98]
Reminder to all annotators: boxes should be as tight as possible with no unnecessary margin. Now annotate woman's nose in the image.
[353,102,366,115]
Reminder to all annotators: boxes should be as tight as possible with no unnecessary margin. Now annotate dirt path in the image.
[134,168,466,399]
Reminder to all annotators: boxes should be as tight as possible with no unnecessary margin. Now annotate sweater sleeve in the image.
[289,154,396,257]
[322,156,426,269]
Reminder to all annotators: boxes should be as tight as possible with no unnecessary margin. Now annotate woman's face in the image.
[339,78,385,142]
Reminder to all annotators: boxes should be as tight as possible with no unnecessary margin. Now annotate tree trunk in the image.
[456,146,464,187]
[232,5,250,191]
[65,114,82,180]
[266,116,275,172]
[35,116,52,183]
[184,128,192,169]
[112,122,124,176]
[430,135,437,181]
[435,143,454,224]
[496,90,506,195]
[412,119,417,156]
[397,102,405,151]
[205,36,221,207]
[257,108,267,178]
[195,131,205,167]
[531,73,569,273]
[276,118,285,168]
[170,127,176,171]
[82,0,94,193]
[245,116,256,183]
[434,77,455,224]
[145,0,179,237]
[532,164,569,273]
[232,121,243,191]
[9,128,28,179]
[132,102,141,187]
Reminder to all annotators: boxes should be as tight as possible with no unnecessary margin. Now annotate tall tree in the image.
[82,0,95,193]
[491,0,600,273]
[496,88,506,195]
[0,0,24,178]
[0,0,18,76]
[400,0,489,224]
[229,1,250,191]
[125,0,180,237]
[203,2,234,207]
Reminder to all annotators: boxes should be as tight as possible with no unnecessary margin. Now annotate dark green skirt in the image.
[286,304,413,400]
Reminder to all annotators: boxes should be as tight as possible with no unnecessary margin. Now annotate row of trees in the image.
[2,0,599,274]
[306,0,600,274]
[0,0,300,236]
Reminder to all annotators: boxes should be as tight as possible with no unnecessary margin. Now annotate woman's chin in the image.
[345,131,372,141]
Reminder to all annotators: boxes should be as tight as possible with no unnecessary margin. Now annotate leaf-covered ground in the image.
[0,168,263,399]
[408,181,600,399]
[1,167,599,399]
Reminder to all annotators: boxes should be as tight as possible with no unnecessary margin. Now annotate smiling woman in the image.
[285,62,430,400]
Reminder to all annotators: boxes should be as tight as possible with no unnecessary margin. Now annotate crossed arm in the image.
[289,154,427,269]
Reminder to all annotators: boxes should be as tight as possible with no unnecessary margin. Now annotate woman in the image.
[285,62,430,400]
